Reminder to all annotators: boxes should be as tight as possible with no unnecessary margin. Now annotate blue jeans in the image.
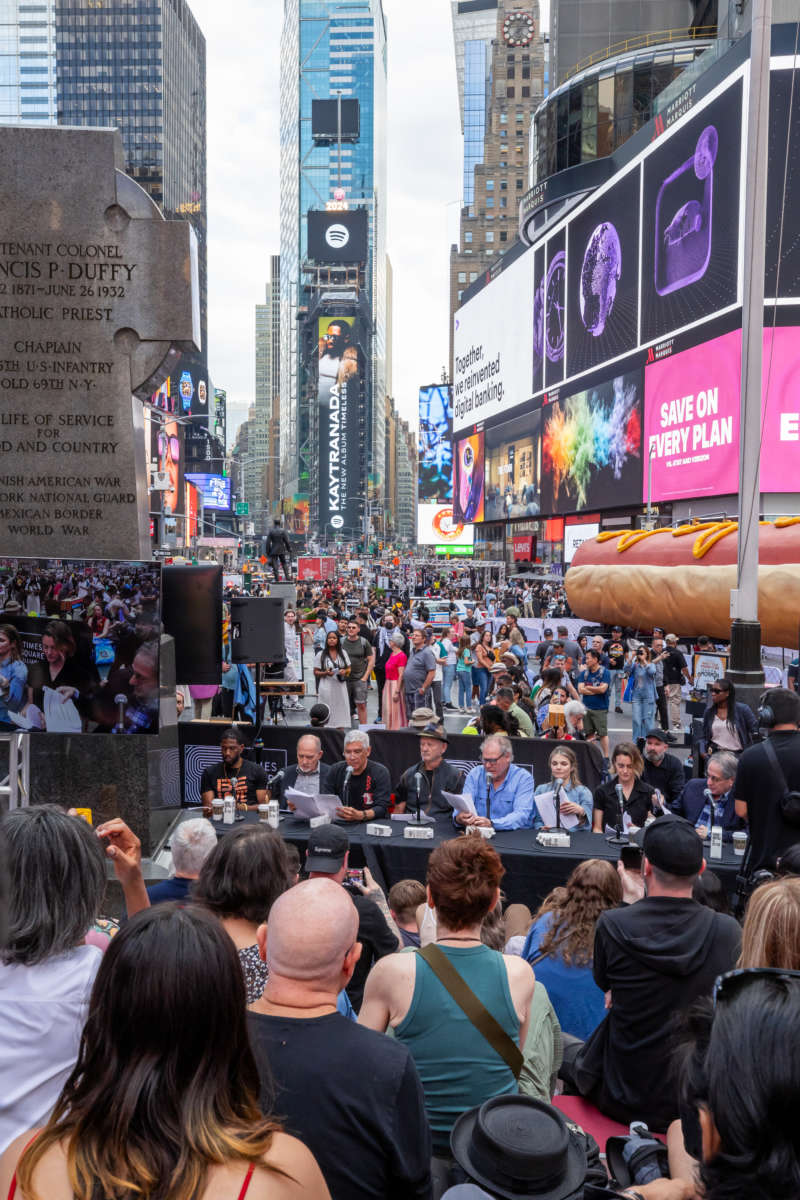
[442,662,456,707]
[631,694,655,743]
[474,666,491,705]
[457,671,472,708]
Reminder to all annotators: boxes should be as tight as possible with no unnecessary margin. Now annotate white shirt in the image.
[0,944,102,1153]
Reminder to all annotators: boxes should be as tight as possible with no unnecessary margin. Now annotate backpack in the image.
[764,739,800,826]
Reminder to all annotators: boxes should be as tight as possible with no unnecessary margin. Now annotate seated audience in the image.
[194,825,291,1003]
[389,879,427,948]
[200,727,268,814]
[247,879,432,1200]
[304,826,399,1010]
[461,704,520,738]
[359,838,535,1160]
[592,742,660,833]
[641,728,686,809]
[676,971,800,1200]
[148,817,217,905]
[0,904,328,1199]
[494,686,534,736]
[457,735,534,830]
[533,746,593,830]
[560,698,591,741]
[522,860,622,1040]
[738,876,800,969]
[328,730,391,822]
[692,870,731,915]
[672,750,742,839]
[567,816,741,1131]
[395,722,463,816]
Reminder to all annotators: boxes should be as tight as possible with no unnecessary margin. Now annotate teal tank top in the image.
[394,944,519,1153]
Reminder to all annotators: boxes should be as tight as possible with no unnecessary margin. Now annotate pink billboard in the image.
[643,329,741,502]
[644,326,800,501]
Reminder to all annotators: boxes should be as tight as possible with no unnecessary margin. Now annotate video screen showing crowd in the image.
[0,557,161,734]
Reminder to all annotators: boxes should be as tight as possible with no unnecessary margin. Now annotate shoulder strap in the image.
[416,944,523,1078]
[764,738,789,792]
[237,1162,256,1200]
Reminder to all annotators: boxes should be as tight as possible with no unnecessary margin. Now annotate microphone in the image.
[343,764,353,807]
[268,768,284,790]
[113,693,128,733]
[553,778,562,830]
[486,782,492,825]
[413,771,424,825]
[615,782,625,814]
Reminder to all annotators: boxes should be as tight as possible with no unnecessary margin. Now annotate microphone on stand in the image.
[414,771,424,825]
[553,778,562,830]
[343,764,353,809]
[486,783,492,825]
[606,782,629,845]
[268,768,284,800]
[113,693,128,734]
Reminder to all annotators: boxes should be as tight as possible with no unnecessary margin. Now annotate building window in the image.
[522,66,530,79]
[516,178,523,189]
[500,231,508,242]
[522,86,530,97]
[458,272,466,283]
[458,290,463,301]
[500,112,508,123]
[486,231,494,243]
[486,179,494,189]
[464,231,473,243]
[486,195,494,207]
[500,197,507,208]
[500,180,508,190]
[516,110,524,122]
[507,86,515,98]
[469,272,478,282]
[507,67,515,79]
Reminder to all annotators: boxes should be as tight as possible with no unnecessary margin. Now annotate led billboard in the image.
[307,210,368,264]
[418,384,454,502]
[185,473,232,511]
[452,430,485,524]
[317,315,362,535]
[417,503,475,547]
[484,408,542,522]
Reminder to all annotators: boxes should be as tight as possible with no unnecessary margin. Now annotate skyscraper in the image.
[449,1,544,365]
[0,0,207,354]
[253,255,281,534]
[279,0,387,539]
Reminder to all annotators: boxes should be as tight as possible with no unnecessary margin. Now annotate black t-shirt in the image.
[662,648,688,685]
[247,1010,431,1200]
[593,778,657,830]
[734,731,800,871]
[199,757,268,806]
[603,640,626,671]
[328,758,391,820]
[577,898,741,1131]
[345,891,401,1010]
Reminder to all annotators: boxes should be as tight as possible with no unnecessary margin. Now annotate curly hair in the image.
[427,837,505,930]
[532,859,622,967]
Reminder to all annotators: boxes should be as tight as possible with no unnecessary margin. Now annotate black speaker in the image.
[162,564,222,685]
[230,597,285,664]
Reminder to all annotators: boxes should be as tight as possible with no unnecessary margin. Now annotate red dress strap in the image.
[8,1134,41,1200]
[237,1162,256,1200]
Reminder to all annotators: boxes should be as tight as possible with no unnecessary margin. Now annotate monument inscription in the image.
[0,126,200,560]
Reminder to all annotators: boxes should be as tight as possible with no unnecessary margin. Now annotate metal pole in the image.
[729,0,771,704]
[337,91,342,189]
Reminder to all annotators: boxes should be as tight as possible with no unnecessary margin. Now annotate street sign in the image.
[235,501,249,516]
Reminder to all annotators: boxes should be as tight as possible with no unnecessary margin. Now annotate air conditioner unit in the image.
[151,471,171,490]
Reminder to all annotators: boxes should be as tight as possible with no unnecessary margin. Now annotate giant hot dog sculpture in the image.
[565,519,800,645]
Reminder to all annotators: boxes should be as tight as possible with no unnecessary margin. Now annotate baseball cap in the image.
[645,728,669,743]
[639,815,704,877]
[305,825,349,873]
[665,633,678,643]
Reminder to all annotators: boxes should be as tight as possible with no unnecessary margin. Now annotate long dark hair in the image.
[17,904,286,1200]
[194,825,291,924]
[713,677,737,732]
[320,629,346,672]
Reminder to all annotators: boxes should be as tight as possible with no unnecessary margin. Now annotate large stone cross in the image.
[0,126,199,560]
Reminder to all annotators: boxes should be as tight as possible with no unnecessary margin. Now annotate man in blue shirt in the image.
[148,816,218,906]
[577,649,611,760]
[456,734,535,830]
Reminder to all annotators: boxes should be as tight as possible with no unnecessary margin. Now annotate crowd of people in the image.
[0,560,161,734]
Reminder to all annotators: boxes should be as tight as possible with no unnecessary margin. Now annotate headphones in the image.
[757,693,775,728]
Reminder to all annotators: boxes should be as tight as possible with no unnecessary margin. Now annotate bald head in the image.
[267,878,359,985]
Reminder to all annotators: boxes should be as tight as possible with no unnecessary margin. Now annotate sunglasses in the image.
[713,966,800,1008]
[709,687,726,695]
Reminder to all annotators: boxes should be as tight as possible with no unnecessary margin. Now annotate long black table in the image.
[177,809,743,909]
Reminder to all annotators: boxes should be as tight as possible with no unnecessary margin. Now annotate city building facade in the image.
[252,255,281,536]
[279,0,387,540]
[449,0,545,368]
[394,415,417,546]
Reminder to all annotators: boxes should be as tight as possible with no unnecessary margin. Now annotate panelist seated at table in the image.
[533,746,593,831]
[200,726,268,813]
[269,733,333,806]
[328,729,391,823]
[455,734,535,831]
[671,749,743,840]
[394,721,464,816]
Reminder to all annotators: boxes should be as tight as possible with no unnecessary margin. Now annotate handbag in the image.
[416,944,523,1078]
[622,672,636,703]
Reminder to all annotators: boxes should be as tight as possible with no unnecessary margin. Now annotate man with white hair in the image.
[328,729,391,822]
[247,879,432,1200]
[455,735,534,830]
[147,817,217,905]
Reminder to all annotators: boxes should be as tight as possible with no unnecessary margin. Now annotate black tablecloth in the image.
[182,810,743,908]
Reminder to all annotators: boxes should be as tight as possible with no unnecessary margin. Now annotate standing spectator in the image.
[567,817,741,1132]
[382,630,407,730]
[522,860,622,1039]
[441,625,459,711]
[455,634,475,713]
[473,628,495,708]
[624,644,657,746]
[590,634,611,667]
[534,628,555,672]
[734,687,800,873]
[577,649,611,761]
[426,626,447,719]
[641,728,686,809]
[403,628,437,720]
[148,817,217,905]
[247,880,431,1200]
[359,838,535,1168]
[650,633,670,731]
[603,625,626,713]
[456,735,535,831]
[557,625,582,667]
[342,619,375,727]
[592,742,659,832]
[701,677,757,759]
[0,904,327,1199]
[313,630,351,730]
[494,686,535,736]
[282,609,305,711]
[660,633,692,737]
[506,614,526,651]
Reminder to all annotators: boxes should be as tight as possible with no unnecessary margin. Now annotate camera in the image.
[620,844,643,872]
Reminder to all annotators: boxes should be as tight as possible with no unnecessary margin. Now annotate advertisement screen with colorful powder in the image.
[541,368,643,514]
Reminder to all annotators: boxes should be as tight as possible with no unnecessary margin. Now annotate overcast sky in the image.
[192,0,465,445]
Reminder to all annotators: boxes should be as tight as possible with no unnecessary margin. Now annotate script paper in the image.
[285,789,341,820]
[534,789,581,831]
[442,790,478,817]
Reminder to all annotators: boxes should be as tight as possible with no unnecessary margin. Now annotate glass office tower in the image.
[279,0,387,531]
[0,0,208,355]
